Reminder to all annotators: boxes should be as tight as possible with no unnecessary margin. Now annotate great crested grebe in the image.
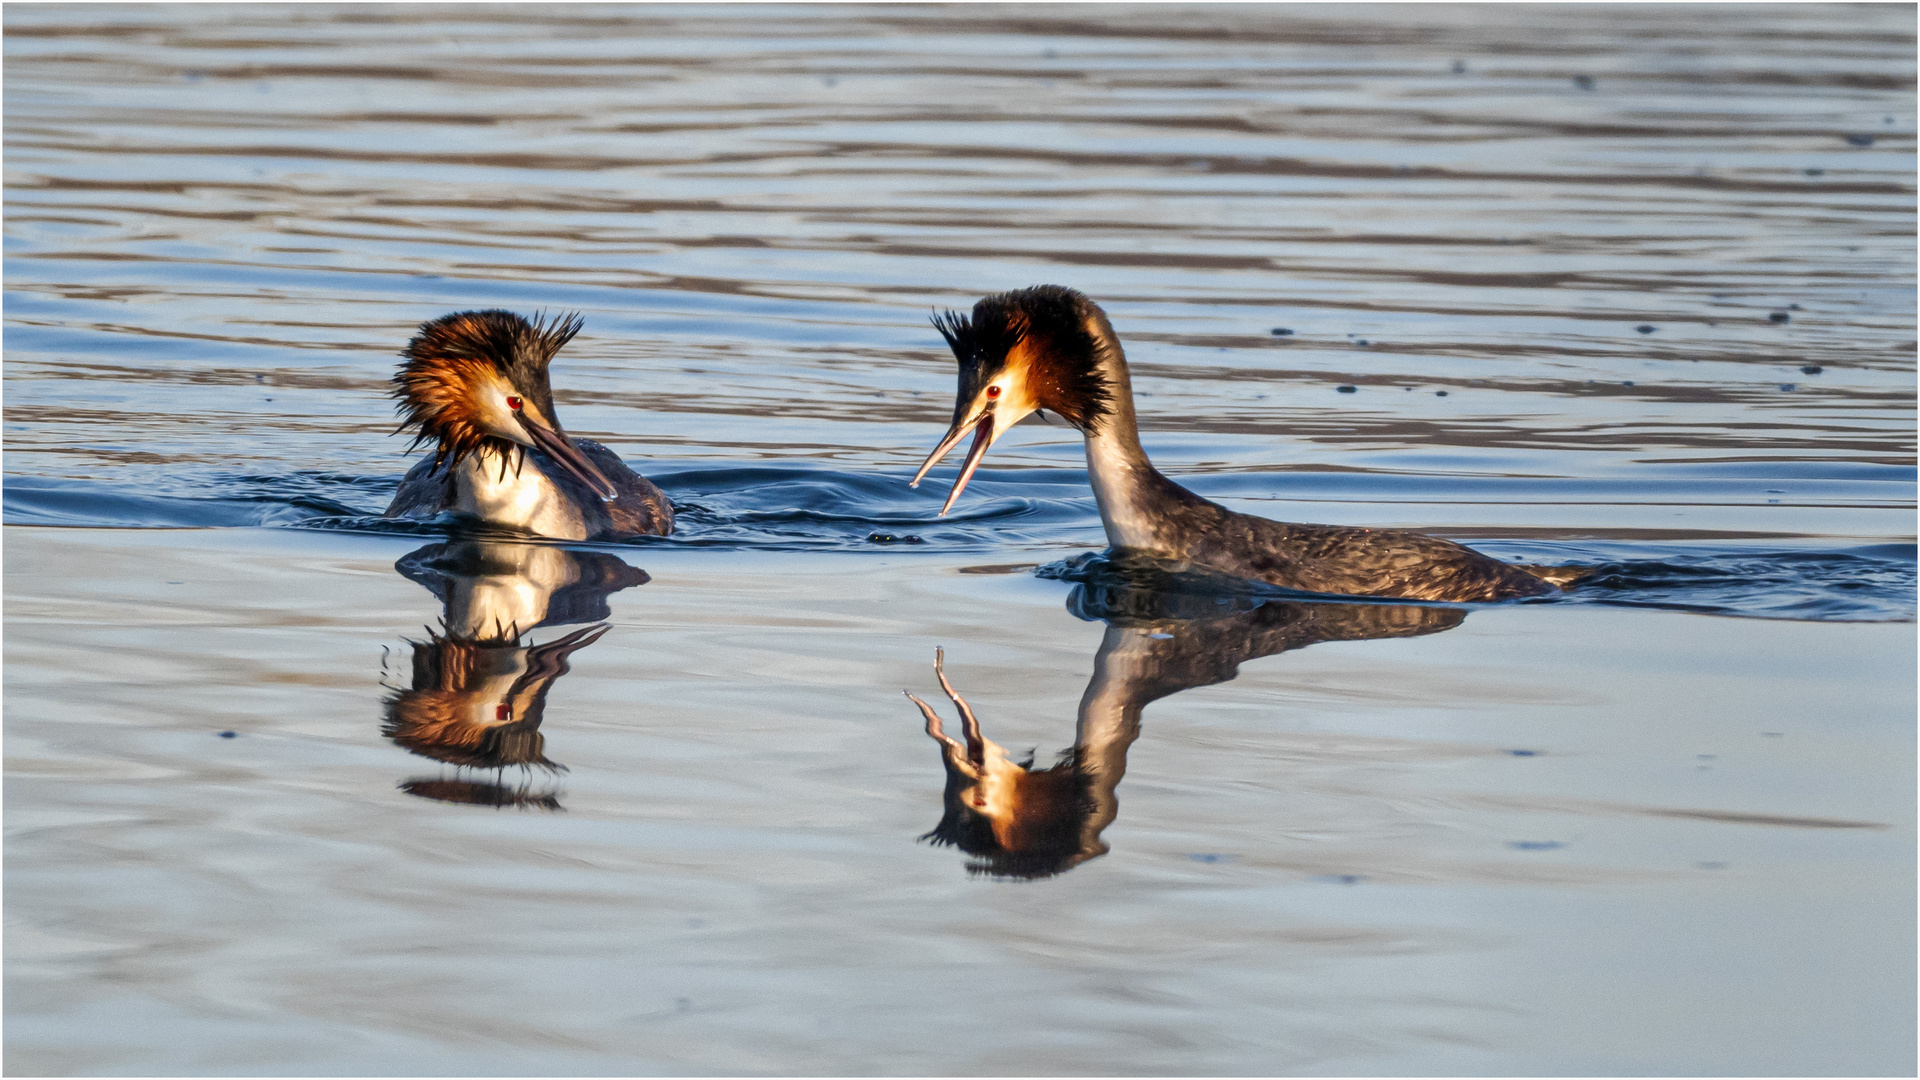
[912,285,1583,603]
[383,310,673,540]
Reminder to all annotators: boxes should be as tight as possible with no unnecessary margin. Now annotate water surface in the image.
[5,4,1914,1075]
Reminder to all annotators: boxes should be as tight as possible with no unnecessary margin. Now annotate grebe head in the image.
[911,285,1116,514]
[381,622,606,772]
[906,647,1102,879]
[922,736,1101,880]
[392,310,617,499]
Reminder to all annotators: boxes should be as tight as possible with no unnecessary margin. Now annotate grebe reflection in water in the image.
[381,540,646,809]
[907,572,1466,879]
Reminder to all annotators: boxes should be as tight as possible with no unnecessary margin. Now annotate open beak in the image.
[909,412,994,516]
[516,413,618,501]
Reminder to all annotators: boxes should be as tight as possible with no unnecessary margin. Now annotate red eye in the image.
[495,703,510,721]
[986,385,1001,399]
[506,396,523,411]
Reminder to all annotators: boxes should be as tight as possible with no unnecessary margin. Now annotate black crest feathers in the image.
[933,286,1116,433]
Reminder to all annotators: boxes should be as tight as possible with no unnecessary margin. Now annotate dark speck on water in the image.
[1270,327,1292,335]
[1779,383,1797,392]
[1507,749,1540,757]
[1434,390,1449,396]
[1510,841,1566,851]
[1573,74,1596,90]
[1844,133,1875,146]
[218,731,238,739]
[1336,385,1357,393]
[1636,324,1657,334]
[1769,311,1791,323]
[1805,167,1824,176]
[866,532,923,545]
[1801,365,1823,375]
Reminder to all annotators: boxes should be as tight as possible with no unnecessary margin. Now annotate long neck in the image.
[1077,320,1173,552]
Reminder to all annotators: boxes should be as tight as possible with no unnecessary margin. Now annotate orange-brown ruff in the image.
[383,310,672,540]
[382,623,605,772]
[913,286,1584,602]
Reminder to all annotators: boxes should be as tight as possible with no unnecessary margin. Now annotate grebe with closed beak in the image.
[384,310,673,540]
[911,286,1582,603]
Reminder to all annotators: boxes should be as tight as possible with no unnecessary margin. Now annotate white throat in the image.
[1084,429,1160,550]
[453,447,591,540]
[1076,314,1164,553]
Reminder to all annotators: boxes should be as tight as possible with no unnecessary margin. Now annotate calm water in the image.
[5,4,1915,1075]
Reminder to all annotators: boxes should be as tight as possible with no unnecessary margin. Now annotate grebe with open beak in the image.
[911,286,1582,603]
[383,310,673,540]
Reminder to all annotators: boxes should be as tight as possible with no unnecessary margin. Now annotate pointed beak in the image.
[515,413,617,500]
[910,412,995,516]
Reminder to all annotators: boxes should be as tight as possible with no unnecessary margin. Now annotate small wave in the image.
[9,469,1911,621]
[1539,542,1917,622]
[3,464,1100,552]
[3,474,366,529]
[646,465,1094,550]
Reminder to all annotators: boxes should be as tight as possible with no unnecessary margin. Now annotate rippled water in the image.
[6,5,1915,1076]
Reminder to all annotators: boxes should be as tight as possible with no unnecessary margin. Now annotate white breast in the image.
[453,449,591,540]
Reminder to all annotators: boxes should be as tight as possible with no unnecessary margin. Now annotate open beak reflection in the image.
[516,413,618,501]
[910,411,995,516]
